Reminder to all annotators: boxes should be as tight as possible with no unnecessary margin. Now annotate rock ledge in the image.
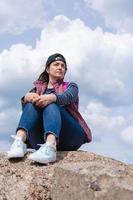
[0,151,133,200]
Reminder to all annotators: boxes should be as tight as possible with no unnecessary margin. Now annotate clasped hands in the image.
[24,92,57,108]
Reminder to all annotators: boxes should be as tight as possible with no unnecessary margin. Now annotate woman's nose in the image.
[58,64,63,69]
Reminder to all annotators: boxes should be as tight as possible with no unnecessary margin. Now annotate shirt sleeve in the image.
[55,82,78,105]
[21,87,36,109]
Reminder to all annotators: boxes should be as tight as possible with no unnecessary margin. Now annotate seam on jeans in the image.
[45,131,58,138]
[16,127,29,135]
[44,131,59,144]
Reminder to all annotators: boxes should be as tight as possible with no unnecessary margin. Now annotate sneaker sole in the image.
[7,152,26,159]
[28,156,56,164]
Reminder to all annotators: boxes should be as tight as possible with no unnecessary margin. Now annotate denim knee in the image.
[23,102,36,109]
[43,103,61,139]
[16,102,41,135]
[44,103,59,110]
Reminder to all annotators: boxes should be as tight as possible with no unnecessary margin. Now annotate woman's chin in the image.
[54,75,64,80]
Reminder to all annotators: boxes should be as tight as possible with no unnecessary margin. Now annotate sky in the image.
[0,0,133,164]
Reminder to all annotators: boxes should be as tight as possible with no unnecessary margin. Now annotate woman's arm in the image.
[21,87,36,103]
[21,87,38,109]
[21,83,78,108]
[29,82,78,107]
[56,82,78,105]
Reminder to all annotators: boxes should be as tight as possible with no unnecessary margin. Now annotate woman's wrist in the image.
[50,94,57,102]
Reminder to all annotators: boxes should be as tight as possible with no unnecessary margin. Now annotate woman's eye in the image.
[54,63,58,66]
[53,63,65,68]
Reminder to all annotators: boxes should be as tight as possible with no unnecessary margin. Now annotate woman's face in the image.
[47,60,66,80]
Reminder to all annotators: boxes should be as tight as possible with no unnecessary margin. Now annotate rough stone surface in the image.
[0,151,133,200]
[51,152,133,200]
[0,151,68,200]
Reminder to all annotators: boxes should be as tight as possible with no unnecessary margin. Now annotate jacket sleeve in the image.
[21,87,36,110]
[55,82,78,105]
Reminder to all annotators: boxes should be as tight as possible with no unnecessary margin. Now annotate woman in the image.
[7,53,92,164]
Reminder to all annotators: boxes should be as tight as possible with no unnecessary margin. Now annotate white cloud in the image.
[0,107,20,133]
[85,0,133,33]
[81,102,125,139]
[0,0,45,34]
[0,43,44,89]
[79,135,133,164]
[121,126,133,145]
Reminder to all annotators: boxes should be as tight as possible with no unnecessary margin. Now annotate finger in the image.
[35,100,42,107]
[32,97,41,103]
[34,94,39,98]
[32,98,37,104]
[36,100,47,107]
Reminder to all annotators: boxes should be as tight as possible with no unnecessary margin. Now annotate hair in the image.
[37,65,49,82]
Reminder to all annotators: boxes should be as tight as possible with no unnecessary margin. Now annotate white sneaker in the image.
[28,141,56,164]
[7,135,27,159]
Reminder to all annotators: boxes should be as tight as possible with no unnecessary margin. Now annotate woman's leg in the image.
[28,103,61,163]
[28,103,85,163]
[57,107,86,151]
[42,103,85,150]
[16,102,42,139]
[42,103,62,146]
[7,103,42,158]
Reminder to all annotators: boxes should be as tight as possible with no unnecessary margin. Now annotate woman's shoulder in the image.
[64,81,78,88]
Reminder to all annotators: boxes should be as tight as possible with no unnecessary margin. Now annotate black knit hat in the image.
[46,53,67,67]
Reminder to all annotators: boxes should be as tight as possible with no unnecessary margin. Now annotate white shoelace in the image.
[10,135,23,149]
[11,135,35,153]
[37,143,56,154]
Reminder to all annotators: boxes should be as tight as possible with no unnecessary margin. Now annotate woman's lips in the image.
[56,70,63,73]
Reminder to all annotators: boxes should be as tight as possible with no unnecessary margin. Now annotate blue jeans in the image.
[17,103,85,150]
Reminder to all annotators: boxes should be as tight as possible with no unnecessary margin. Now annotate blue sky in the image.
[0,0,133,164]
